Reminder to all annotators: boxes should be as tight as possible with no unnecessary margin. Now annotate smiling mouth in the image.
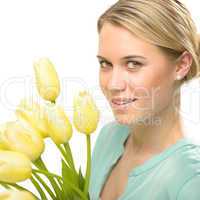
[111,98,137,109]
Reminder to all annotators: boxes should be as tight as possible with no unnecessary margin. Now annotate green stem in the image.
[32,171,57,200]
[56,143,74,170]
[83,135,91,196]
[33,169,62,180]
[63,142,76,171]
[33,169,87,200]
[0,183,10,189]
[34,157,62,200]
[55,178,66,200]
[33,168,65,199]
[0,181,40,200]
[34,157,46,169]
[30,176,47,200]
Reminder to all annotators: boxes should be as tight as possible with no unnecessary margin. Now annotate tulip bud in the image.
[0,121,44,161]
[15,98,49,138]
[45,103,73,145]
[73,90,100,135]
[0,150,32,183]
[0,124,7,150]
[0,190,36,200]
[33,57,60,102]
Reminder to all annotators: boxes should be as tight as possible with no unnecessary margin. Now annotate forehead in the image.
[98,23,163,59]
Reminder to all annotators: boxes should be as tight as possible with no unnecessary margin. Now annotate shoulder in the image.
[174,141,200,176]
[176,142,200,199]
[91,120,127,161]
[89,121,128,198]
[176,174,200,199]
[90,120,130,171]
[167,141,200,199]
[91,121,116,155]
[90,121,115,166]
[93,121,117,146]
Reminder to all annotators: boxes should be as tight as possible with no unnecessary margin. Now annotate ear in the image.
[174,51,193,80]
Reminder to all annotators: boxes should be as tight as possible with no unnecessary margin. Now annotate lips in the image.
[111,98,137,105]
[111,98,137,111]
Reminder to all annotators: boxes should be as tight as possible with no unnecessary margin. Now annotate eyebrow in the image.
[96,55,147,61]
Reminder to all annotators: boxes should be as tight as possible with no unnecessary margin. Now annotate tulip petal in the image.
[33,58,60,102]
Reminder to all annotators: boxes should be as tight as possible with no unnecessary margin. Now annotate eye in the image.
[126,61,142,69]
[99,60,112,69]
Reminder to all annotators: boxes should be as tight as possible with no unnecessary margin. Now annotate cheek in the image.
[153,77,175,112]
[146,68,175,111]
[131,65,175,112]
[99,72,108,95]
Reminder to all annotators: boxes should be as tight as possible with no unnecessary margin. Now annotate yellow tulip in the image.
[0,190,36,200]
[0,150,32,183]
[15,98,49,138]
[73,90,100,135]
[45,103,73,145]
[0,121,44,161]
[0,124,7,150]
[33,57,60,102]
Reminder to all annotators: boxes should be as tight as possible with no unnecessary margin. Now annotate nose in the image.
[107,66,126,92]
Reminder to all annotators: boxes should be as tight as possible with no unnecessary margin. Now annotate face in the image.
[98,23,179,125]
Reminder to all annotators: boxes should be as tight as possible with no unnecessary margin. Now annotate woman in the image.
[89,0,200,199]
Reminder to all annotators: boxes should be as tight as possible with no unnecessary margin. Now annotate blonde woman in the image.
[89,0,200,199]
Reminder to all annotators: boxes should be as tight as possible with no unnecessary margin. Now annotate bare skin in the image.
[98,22,192,200]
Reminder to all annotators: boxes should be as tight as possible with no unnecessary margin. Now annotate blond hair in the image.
[97,0,200,84]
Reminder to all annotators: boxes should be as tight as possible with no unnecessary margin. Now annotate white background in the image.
[0,0,200,196]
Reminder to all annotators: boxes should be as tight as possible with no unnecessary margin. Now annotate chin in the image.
[114,110,153,126]
[114,113,138,125]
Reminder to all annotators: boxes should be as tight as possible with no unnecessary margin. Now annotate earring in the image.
[176,75,182,80]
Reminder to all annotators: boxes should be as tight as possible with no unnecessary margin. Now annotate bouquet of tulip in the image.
[0,58,100,200]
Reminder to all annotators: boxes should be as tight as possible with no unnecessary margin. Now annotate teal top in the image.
[89,121,200,200]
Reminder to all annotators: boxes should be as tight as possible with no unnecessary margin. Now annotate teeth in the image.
[115,102,129,105]
[113,99,135,105]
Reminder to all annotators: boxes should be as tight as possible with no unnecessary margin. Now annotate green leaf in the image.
[62,159,79,186]
[61,159,87,199]
[78,166,85,191]
[33,157,62,200]
[30,176,47,200]
[32,172,56,200]
[62,159,77,197]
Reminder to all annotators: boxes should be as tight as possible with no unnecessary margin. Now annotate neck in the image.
[127,92,184,155]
